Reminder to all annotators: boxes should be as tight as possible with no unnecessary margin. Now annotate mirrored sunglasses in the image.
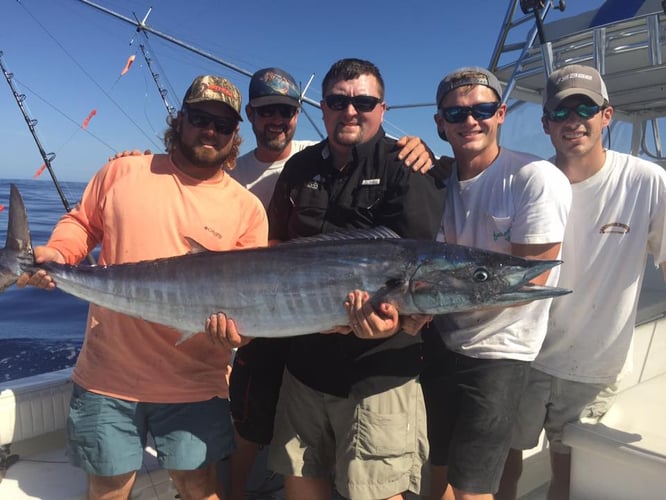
[254,104,298,119]
[184,108,237,134]
[438,102,500,123]
[546,103,602,122]
[324,94,382,113]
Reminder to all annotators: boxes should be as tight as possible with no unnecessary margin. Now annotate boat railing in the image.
[492,0,666,161]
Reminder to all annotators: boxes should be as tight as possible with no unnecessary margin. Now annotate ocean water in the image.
[0,178,89,382]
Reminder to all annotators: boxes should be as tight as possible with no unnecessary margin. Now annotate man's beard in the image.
[176,135,230,168]
[256,125,295,152]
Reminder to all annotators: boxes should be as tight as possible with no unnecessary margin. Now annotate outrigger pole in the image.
[77,0,325,137]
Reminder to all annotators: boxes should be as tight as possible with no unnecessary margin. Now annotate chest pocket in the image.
[353,183,385,210]
[288,183,330,236]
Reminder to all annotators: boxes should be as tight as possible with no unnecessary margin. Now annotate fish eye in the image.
[472,268,490,282]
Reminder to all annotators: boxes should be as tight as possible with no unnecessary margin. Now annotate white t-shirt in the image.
[437,148,572,361]
[533,150,666,384]
[231,140,316,207]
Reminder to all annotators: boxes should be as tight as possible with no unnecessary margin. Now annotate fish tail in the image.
[0,184,34,292]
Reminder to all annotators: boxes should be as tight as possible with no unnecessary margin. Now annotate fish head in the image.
[408,244,570,314]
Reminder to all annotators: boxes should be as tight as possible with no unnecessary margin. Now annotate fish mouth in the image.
[519,259,562,283]
[499,259,571,303]
[499,283,572,304]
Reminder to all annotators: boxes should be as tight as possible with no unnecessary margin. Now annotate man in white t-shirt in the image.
[497,65,666,500]
[226,66,439,500]
[419,66,572,500]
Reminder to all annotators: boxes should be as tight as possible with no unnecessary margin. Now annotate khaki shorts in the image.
[511,367,618,454]
[268,369,428,499]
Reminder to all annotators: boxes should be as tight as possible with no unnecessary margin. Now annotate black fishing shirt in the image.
[267,127,446,397]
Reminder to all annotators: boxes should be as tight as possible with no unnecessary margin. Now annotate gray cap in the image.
[436,66,503,107]
[543,64,609,112]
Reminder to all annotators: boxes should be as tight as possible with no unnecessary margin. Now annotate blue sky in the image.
[0,0,598,183]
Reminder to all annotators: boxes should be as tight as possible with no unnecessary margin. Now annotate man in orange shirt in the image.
[17,75,267,500]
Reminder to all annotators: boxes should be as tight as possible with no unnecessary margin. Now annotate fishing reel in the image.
[519,0,565,15]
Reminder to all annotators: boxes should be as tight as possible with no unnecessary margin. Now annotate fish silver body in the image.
[1,184,571,342]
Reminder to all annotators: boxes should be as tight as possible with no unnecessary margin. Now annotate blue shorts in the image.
[420,346,530,494]
[67,383,235,476]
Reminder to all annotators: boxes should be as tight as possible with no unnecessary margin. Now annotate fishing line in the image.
[14,77,118,155]
[16,1,163,152]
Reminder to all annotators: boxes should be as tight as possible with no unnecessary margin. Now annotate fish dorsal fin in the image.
[184,237,210,254]
[277,226,400,246]
[6,184,33,253]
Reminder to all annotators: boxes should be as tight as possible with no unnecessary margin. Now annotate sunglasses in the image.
[545,103,602,122]
[254,104,298,119]
[438,102,500,123]
[184,108,237,135]
[324,94,382,112]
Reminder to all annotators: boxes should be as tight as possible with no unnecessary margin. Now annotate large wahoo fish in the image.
[0,184,570,342]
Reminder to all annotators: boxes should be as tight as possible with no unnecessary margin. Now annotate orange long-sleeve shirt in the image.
[47,154,268,402]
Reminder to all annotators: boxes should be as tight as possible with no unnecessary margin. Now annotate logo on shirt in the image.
[600,222,630,235]
[204,225,222,239]
[361,178,381,186]
[306,175,324,190]
[493,228,511,242]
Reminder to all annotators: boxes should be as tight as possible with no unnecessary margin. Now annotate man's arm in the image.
[511,242,562,285]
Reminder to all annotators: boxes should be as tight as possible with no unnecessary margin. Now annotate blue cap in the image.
[249,67,301,107]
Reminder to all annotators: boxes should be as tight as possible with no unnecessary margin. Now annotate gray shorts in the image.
[511,368,618,454]
[67,383,235,476]
[268,370,428,499]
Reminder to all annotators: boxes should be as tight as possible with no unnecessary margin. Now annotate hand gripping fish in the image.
[0,184,570,343]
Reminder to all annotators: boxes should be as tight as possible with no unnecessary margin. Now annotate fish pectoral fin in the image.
[183,237,211,254]
[368,279,408,310]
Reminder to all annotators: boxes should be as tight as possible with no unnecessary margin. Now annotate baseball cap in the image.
[249,67,301,107]
[182,75,243,121]
[436,66,503,107]
[543,64,609,112]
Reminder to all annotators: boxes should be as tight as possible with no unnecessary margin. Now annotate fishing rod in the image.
[128,8,177,120]
[0,51,72,211]
[137,43,177,119]
[0,51,96,264]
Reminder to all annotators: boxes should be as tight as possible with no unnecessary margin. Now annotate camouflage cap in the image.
[249,67,301,107]
[182,75,243,121]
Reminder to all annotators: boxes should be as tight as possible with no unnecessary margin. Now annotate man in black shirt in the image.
[266,58,445,500]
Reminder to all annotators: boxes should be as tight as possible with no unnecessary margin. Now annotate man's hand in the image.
[108,149,152,162]
[396,135,436,174]
[345,290,400,339]
[15,246,65,290]
[206,312,252,348]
